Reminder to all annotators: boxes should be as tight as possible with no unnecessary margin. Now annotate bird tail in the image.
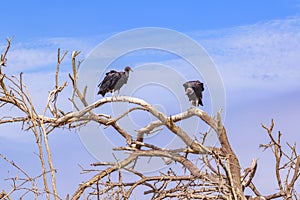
[198,98,203,106]
[97,90,105,97]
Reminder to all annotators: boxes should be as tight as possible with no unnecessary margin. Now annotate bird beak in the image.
[186,88,193,95]
[130,68,133,72]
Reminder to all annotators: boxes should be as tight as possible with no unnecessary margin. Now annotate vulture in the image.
[183,80,204,107]
[97,66,133,97]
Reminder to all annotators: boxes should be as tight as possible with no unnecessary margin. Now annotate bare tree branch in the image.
[1,39,299,200]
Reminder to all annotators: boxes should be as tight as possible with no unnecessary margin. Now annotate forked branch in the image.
[1,40,299,200]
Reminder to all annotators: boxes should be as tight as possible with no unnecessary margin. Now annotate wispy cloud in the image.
[8,48,57,71]
[5,16,300,88]
[3,36,99,73]
[1,15,300,197]
[195,16,300,93]
[1,17,299,104]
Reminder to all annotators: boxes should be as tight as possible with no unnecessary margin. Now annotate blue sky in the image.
[1,1,300,199]
[2,1,300,39]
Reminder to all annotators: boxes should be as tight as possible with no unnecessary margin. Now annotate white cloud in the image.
[1,17,300,197]
[194,16,300,93]
[3,16,300,79]
[3,36,98,74]
[1,16,300,141]
[8,48,56,70]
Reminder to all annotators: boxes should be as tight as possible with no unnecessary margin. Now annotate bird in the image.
[97,66,133,97]
[183,80,204,107]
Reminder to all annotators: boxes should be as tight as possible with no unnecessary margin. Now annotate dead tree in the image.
[0,39,299,200]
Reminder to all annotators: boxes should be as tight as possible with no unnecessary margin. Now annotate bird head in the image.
[124,66,133,72]
[185,87,194,95]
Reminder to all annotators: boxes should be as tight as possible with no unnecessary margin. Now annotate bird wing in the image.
[183,82,188,90]
[183,81,204,106]
[192,81,204,106]
[109,73,122,89]
[97,71,122,96]
[103,73,121,89]
[98,70,117,87]
[192,82,204,97]
[105,70,118,76]
[114,72,129,90]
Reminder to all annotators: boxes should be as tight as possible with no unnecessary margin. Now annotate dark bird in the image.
[183,80,204,107]
[97,66,133,97]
